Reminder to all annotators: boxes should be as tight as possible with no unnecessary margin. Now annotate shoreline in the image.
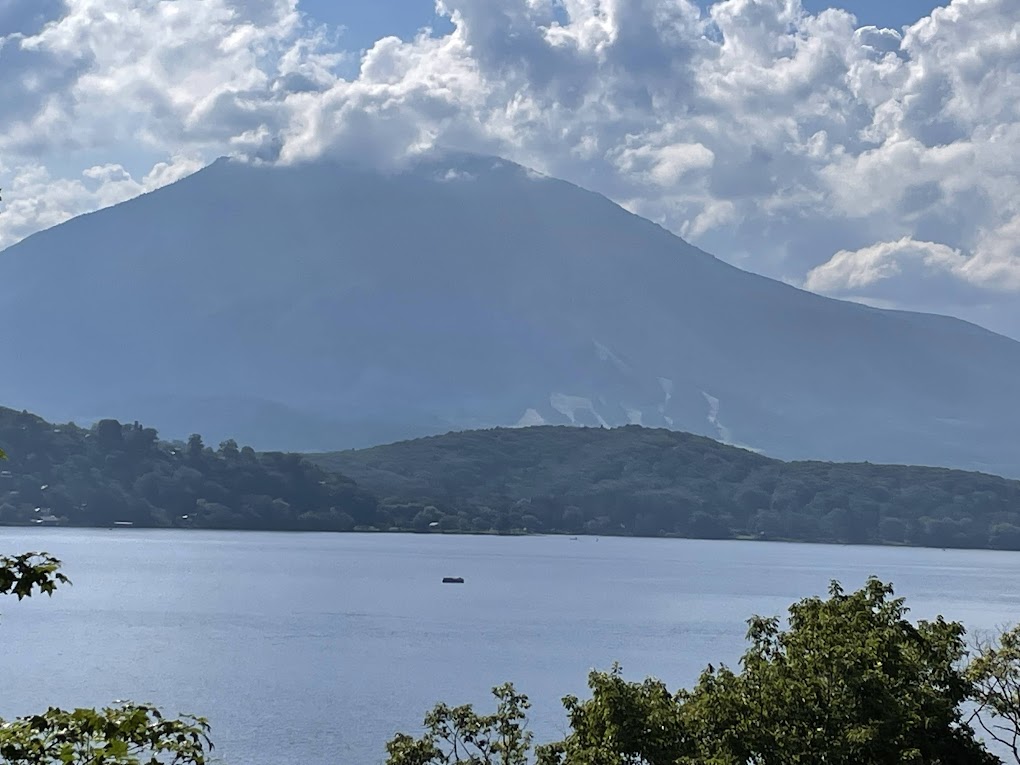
[2,523,1018,555]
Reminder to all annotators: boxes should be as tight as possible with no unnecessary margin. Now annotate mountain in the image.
[309,425,1020,550]
[1,152,1019,473]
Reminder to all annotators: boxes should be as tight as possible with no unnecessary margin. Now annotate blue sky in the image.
[308,0,950,57]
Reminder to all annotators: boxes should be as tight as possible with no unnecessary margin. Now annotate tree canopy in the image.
[6,406,1020,549]
[969,625,1020,762]
[387,579,1020,765]
[0,407,378,531]
[0,704,212,765]
[314,425,1020,549]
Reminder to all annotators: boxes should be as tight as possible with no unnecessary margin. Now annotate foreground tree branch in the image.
[969,625,1020,764]
[0,705,212,765]
[0,552,71,601]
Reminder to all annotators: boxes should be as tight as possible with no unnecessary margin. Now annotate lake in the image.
[2,529,1019,764]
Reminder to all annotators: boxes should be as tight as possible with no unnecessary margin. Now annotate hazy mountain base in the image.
[2,153,1020,473]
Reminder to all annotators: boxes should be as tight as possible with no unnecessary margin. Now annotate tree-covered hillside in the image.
[311,426,1020,550]
[0,407,378,530]
[5,406,1020,551]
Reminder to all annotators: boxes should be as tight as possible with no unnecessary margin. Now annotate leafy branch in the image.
[0,552,71,601]
[0,704,212,765]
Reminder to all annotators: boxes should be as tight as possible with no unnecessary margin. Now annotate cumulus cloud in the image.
[0,154,204,245]
[803,237,986,309]
[1,0,1019,335]
[807,231,1020,303]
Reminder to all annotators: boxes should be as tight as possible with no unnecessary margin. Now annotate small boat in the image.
[442,576,465,584]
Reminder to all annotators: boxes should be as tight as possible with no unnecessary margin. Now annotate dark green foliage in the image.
[390,580,1008,765]
[313,426,1020,549]
[0,407,378,531]
[679,579,995,764]
[385,684,533,765]
[8,407,1020,548]
[0,552,70,601]
[0,705,212,765]
[541,667,690,765]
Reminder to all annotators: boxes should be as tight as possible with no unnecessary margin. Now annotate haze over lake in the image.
[2,529,1018,765]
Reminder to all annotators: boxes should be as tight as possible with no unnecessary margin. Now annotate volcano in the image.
[2,152,1018,474]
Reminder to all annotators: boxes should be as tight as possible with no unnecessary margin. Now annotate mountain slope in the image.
[1,152,1019,472]
[309,425,1020,550]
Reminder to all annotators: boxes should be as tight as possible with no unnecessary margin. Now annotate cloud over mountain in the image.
[1,0,1019,334]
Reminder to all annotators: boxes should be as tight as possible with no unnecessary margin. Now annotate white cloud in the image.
[965,215,1020,291]
[805,230,1020,314]
[804,237,973,306]
[0,154,204,246]
[1,0,1019,335]
[613,140,715,187]
[806,239,965,292]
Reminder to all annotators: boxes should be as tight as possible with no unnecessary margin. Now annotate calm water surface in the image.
[2,529,1019,764]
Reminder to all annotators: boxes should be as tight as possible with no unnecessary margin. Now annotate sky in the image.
[1,0,1019,339]
[314,0,948,54]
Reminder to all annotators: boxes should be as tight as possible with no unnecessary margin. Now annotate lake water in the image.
[2,529,1019,764]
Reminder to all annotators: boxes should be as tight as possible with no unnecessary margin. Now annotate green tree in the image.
[391,579,1002,765]
[386,683,533,765]
[968,624,1020,763]
[0,407,378,532]
[682,578,995,764]
[0,704,212,765]
[218,439,240,460]
[93,419,125,450]
[539,665,691,765]
[186,433,204,461]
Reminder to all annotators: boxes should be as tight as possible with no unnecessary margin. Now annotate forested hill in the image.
[4,406,1020,551]
[0,407,378,530]
[311,426,1020,550]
